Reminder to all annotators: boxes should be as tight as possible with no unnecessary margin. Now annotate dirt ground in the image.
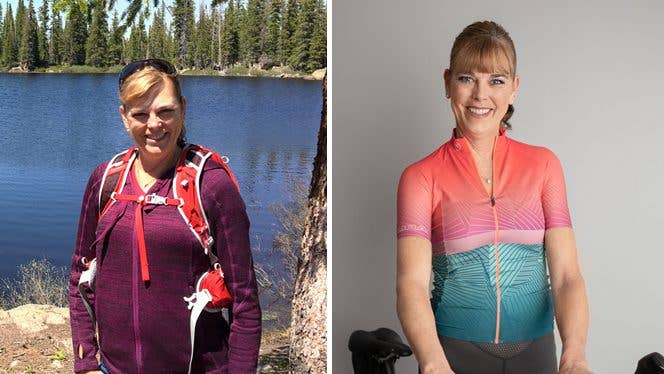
[0,307,289,374]
[0,321,72,373]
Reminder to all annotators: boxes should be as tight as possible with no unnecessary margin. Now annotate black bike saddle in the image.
[636,352,664,374]
[348,328,413,361]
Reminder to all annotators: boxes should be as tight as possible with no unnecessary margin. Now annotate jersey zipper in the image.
[467,134,502,344]
[489,135,501,344]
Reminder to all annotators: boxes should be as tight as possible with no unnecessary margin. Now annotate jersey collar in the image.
[450,127,508,154]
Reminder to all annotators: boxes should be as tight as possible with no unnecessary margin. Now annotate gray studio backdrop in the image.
[332,0,664,373]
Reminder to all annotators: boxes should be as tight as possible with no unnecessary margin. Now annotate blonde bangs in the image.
[119,68,181,106]
[451,38,515,77]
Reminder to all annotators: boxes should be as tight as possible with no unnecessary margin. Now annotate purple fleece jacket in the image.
[69,151,261,373]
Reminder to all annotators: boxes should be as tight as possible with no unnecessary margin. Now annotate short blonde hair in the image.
[449,21,517,128]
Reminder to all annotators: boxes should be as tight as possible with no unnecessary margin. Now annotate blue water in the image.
[0,74,322,286]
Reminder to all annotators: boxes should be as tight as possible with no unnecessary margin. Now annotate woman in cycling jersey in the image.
[396,21,590,374]
[69,59,261,373]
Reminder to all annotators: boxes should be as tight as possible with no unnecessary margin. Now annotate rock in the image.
[51,360,64,369]
[258,54,276,70]
[0,309,11,324]
[311,68,326,80]
[10,360,19,367]
[7,304,70,333]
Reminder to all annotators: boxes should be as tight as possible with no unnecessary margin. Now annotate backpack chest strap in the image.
[113,192,181,282]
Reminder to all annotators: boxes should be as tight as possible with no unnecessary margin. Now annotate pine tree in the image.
[279,0,297,65]
[37,0,49,66]
[173,0,195,68]
[1,4,18,66]
[49,7,63,65]
[107,10,123,65]
[288,0,316,71]
[0,3,4,59]
[236,0,249,64]
[220,0,239,67]
[63,1,87,65]
[243,0,264,65]
[19,0,39,70]
[194,3,212,68]
[265,0,282,63]
[85,0,108,66]
[15,0,26,47]
[126,12,147,61]
[147,3,168,59]
[210,5,221,67]
[306,0,325,71]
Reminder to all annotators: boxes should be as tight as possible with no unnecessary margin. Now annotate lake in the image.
[0,73,322,301]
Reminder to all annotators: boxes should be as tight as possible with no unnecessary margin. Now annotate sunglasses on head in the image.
[118,59,177,88]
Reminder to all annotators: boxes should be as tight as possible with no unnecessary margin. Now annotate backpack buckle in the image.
[144,193,167,205]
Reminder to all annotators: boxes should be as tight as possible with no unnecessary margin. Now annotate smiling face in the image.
[444,21,520,136]
[120,78,186,162]
[444,69,519,136]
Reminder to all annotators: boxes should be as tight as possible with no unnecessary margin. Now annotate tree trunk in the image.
[288,73,327,373]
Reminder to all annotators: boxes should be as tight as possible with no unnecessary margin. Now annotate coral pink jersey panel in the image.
[397,130,571,255]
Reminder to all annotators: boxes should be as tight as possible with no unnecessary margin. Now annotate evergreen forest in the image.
[0,0,326,73]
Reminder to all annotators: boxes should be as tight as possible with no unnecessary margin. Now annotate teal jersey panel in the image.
[432,243,554,342]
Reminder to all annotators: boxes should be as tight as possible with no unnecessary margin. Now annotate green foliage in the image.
[0,258,68,309]
[85,0,109,66]
[15,0,25,48]
[279,0,297,65]
[194,4,212,68]
[18,0,39,70]
[47,349,67,361]
[1,3,5,59]
[107,10,123,65]
[265,0,282,63]
[220,0,239,67]
[288,0,316,71]
[243,0,264,64]
[63,0,87,65]
[37,0,49,66]
[49,7,64,65]
[147,3,169,59]
[125,12,147,62]
[306,0,325,71]
[0,0,326,73]
[52,0,88,18]
[173,0,195,67]
[1,4,18,66]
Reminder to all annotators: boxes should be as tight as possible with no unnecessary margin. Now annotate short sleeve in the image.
[541,150,572,229]
[397,164,432,240]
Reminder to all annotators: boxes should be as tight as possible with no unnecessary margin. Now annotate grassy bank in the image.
[0,64,320,80]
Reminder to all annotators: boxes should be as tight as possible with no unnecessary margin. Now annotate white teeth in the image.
[147,133,166,141]
[469,107,491,115]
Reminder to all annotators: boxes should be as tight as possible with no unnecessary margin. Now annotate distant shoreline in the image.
[0,65,325,81]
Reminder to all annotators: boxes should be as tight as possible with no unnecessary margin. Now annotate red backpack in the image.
[78,144,239,373]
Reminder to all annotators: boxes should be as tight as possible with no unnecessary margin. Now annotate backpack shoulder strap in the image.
[174,144,239,256]
[98,147,138,219]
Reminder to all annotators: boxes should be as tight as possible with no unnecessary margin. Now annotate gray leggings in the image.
[437,333,557,374]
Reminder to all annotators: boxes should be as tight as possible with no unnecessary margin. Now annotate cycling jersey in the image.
[397,129,571,343]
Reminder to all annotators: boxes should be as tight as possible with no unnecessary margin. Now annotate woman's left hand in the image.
[559,360,592,374]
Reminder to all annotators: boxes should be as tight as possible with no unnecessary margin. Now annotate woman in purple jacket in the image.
[69,59,261,373]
